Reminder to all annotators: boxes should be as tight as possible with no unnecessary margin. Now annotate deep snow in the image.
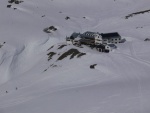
[0,0,150,113]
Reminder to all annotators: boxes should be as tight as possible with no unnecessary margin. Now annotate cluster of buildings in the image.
[66,31,123,53]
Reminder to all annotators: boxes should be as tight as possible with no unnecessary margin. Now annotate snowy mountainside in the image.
[0,0,150,113]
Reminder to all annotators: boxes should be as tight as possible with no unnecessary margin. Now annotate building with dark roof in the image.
[96,44,111,53]
[66,31,124,53]
[81,31,102,45]
[81,31,97,39]
[100,32,121,44]
[70,32,80,39]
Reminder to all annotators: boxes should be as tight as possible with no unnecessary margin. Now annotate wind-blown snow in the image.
[0,0,150,113]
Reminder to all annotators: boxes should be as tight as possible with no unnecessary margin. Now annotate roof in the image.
[81,31,98,39]
[107,44,117,48]
[70,32,80,39]
[96,44,105,49]
[101,32,121,39]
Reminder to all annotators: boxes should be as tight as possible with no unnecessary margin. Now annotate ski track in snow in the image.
[1,41,149,110]
[0,75,119,109]
[113,42,150,67]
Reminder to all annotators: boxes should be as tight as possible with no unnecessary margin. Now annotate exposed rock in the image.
[7,5,11,8]
[43,26,57,33]
[144,38,150,41]
[41,15,45,17]
[47,52,56,61]
[57,49,86,60]
[65,16,70,20]
[58,45,67,49]
[8,0,24,4]
[8,0,15,3]
[90,64,97,69]
[47,45,54,51]
[125,9,150,19]
[77,53,86,58]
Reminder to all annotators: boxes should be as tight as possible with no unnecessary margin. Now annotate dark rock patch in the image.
[77,53,86,58]
[43,26,57,33]
[65,16,70,20]
[57,49,85,60]
[49,26,57,31]
[47,45,54,51]
[90,64,97,69]
[0,44,3,48]
[0,42,6,48]
[8,0,23,4]
[58,45,67,49]
[15,1,19,4]
[47,52,56,61]
[42,15,45,17]
[8,0,15,3]
[144,38,150,41]
[44,69,47,72]
[136,27,143,29]
[7,5,11,8]
[49,64,57,67]
[7,0,23,10]
[52,65,57,67]
[125,9,150,19]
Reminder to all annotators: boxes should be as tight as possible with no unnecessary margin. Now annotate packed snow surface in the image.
[0,0,150,113]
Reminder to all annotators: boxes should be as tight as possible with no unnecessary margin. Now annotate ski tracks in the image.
[113,41,149,113]
[130,42,150,67]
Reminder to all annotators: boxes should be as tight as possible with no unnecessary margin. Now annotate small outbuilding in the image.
[66,32,80,45]
[96,44,111,53]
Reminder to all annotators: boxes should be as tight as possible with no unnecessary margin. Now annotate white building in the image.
[101,32,121,44]
[66,31,122,52]
[81,31,102,45]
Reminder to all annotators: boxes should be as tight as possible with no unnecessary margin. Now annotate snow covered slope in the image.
[0,0,150,113]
